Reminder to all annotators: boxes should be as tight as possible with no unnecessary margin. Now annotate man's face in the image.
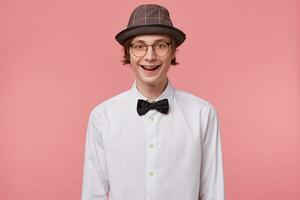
[129,35,175,88]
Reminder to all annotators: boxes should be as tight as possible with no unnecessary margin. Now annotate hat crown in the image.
[115,4,186,47]
[128,4,173,28]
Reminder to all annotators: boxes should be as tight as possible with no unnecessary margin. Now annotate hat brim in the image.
[115,24,186,47]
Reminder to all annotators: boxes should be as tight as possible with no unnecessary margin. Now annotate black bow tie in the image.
[137,99,169,116]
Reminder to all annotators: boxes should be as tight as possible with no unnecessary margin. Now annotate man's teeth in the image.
[140,65,160,70]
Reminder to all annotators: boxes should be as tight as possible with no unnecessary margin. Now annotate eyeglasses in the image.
[130,41,171,57]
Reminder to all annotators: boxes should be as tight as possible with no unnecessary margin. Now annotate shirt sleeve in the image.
[199,105,225,200]
[81,108,110,200]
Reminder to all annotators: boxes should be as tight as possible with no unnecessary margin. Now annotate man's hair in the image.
[121,37,179,65]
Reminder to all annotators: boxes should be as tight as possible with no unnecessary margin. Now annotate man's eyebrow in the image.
[132,39,170,43]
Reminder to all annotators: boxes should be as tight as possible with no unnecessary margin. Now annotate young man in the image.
[82,4,225,200]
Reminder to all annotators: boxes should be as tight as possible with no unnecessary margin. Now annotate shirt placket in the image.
[144,110,160,200]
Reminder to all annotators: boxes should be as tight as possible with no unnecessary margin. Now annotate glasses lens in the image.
[131,43,147,57]
[153,41,169,56]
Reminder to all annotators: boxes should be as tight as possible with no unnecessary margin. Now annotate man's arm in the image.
[81,108,110,200]
[199,105,225,200]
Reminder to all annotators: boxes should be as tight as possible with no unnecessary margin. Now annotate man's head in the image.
[115,4,186,86]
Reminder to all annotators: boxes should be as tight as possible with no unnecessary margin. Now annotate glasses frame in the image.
[130,41,172,58]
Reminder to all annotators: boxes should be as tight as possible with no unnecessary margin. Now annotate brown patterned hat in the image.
[115,4,186,47]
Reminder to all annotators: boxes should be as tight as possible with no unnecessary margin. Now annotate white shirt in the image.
[81,79,225,200]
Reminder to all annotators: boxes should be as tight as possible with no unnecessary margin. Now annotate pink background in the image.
[1,0,299,199]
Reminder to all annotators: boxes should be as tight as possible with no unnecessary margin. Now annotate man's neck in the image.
[136,79,168,102]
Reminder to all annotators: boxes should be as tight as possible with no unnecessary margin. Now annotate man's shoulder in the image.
[174,88,213,109]
[102,89,131,105]
[90,89,131,114]
[173,88,218,121]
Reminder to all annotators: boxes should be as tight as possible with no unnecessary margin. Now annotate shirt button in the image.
[149,171,154,176]
[149,144,154,149]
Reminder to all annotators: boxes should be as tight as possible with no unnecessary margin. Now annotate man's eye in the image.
[133,44,145,50]
[156,42,168,48]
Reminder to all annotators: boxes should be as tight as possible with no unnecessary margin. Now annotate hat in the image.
[115,4,186,47]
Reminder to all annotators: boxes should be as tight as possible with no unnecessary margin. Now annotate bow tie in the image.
[137,99,169,116]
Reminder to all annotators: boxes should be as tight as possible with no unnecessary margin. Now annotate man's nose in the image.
[144,46,157,61]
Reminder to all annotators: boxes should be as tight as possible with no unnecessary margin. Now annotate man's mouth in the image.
[140,65,161,71]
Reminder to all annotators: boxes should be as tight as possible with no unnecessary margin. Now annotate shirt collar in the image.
[130,78,175,104]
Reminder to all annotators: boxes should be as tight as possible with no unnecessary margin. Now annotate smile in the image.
[140,65,161,71]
